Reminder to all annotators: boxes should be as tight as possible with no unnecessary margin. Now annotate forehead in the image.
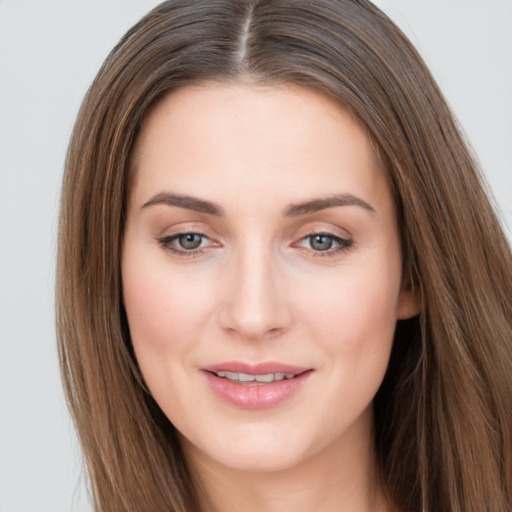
[129,82,389,213]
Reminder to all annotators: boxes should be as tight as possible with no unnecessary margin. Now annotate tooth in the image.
[214,371,296,382]
[238,373,255,382]
[255,374,275,383]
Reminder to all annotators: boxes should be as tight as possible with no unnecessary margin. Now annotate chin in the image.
[204,447,306,474]
[182,421,312,474]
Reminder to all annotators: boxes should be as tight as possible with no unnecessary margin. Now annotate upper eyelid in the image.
[155,221,353,244]
[156,227,351,241]
[158,231,212,244]
[294,232,352,247]
[156,222,214,238]
[292,224,352,240]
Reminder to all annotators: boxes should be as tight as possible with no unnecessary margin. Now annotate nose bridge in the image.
[220,235,290,340]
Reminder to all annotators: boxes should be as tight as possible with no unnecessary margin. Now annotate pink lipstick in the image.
[201,361,313,409]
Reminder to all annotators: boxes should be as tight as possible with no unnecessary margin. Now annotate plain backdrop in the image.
[0,1,510,511]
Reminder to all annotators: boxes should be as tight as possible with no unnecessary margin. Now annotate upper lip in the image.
[201,361,311,375]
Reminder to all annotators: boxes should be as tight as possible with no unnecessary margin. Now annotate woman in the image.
[56,1,512,511]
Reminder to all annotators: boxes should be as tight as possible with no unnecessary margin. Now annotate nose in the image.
[219,243,293,341]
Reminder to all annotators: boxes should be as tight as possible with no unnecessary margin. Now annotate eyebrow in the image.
[284,194,375,216]
[142,192,224,216]
[141,191,375,217]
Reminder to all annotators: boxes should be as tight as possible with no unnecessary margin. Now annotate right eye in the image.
[157,232,214,255]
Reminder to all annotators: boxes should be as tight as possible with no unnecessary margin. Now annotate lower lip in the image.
[203,371,312,410]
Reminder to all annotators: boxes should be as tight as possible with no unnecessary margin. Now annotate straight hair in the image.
[57,1,512,511]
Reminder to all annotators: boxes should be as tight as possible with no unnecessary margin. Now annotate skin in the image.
[122,82,420,512]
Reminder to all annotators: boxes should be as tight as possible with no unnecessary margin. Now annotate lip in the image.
[202,361,310,375]
[201,361,313,410]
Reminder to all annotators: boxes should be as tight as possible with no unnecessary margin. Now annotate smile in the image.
[202,362,313,409]
[213,371,298,383]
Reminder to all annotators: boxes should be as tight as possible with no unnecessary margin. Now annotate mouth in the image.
[209,370,304,385]
[201,362,313,409]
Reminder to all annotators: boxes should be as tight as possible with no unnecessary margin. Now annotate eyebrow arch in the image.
[285,194,376,217]
[142,192,224,216]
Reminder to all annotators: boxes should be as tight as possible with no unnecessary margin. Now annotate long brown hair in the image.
[56,1,512,511]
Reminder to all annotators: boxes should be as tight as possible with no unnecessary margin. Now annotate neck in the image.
[183,408,392,512]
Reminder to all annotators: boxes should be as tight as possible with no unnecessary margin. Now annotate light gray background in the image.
[0,2,510,511]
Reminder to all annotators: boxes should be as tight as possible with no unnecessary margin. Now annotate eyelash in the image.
[156,231,353,257]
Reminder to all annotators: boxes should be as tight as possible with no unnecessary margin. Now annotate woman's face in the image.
[122,83,419,474]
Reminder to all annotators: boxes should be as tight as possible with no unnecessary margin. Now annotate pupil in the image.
[179,233,202,250]
[311,234,333,251]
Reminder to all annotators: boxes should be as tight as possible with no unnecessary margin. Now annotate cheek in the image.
[302,265,401,346]
[121,251,215,366]
[296,248,402,398]
[121,256,217,423]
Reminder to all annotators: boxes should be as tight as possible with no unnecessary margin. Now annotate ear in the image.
[396,274,421,320]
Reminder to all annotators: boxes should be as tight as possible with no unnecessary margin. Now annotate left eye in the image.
[297,233,352,253]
